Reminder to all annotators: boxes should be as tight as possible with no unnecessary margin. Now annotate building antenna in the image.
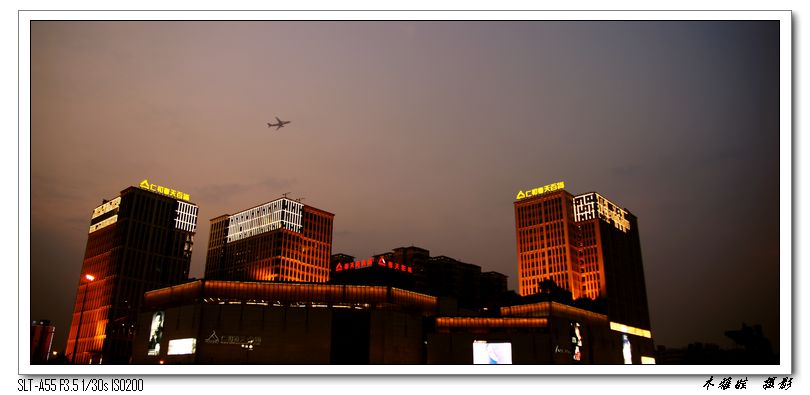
[282,192,291,198]
[295,197,306,203]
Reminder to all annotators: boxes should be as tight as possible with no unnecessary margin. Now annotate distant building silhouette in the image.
[655,323,778,364]
[724,323,776,363]
[479,271,510,312]
[330,246,513,313]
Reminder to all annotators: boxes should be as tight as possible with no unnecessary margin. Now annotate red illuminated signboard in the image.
[335,256,413,274]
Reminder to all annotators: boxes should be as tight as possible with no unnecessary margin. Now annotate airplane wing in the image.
[276,124,283,130]
[275,116,282,123]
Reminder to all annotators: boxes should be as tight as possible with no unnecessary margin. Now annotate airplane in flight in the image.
[267,116,291,130]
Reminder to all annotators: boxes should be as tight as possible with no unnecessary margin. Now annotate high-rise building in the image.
[66,180,198,364]
[204,197,334,282]
[514,181,651,331]
[514,182,581,298]
[574,192,651,329]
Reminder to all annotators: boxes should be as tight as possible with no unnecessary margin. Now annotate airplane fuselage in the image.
[267,118,291,130]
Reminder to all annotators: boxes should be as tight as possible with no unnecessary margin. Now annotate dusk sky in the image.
[29,21,781,354]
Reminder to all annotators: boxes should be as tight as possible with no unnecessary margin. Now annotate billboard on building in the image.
[167,338,197,355]
[472,341,513,365]
[147,311,165,356]
[622,334,633,364]
[571,321,583,362]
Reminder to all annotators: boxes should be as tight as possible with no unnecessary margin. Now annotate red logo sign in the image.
[335,257,412,273]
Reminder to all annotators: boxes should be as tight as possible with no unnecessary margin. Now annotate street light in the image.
[71,274,95,364]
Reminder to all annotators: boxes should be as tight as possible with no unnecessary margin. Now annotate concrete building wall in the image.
[368,310,424,364]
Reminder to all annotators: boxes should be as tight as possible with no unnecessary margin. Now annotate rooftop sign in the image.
[139,179,190,202]
[335,256,413,274]
[515,181,565,200]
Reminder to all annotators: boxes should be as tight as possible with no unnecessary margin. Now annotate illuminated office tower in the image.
[66,180,198,364]
[514,182,581,298]
[574,192,651,329]
[514,182,652,333]
[204,197,334,282]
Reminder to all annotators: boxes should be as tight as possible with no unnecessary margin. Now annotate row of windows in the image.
[207,219,229,250]
[121,248,189,284]
[581,272,603,299]
[582,273,601,284]
[85,225,120,259]
[70,277,113,314]
[216,245,331,283]
[521,262,602,284]
[517,221,568,252]
[518,248,568,270]
[515,198,569,228]
[174,201,198,233]
[123,192,176,228]
[65,334,105,365]
[227,199,304,243]
[278,259,330,282]
[222,233,329,265]
[302,209,333,244]
[529,192,633,233]
[66,284,112,364]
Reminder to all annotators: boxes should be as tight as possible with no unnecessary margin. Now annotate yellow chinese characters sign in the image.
[139,179,190,201]
[515,181,565,200]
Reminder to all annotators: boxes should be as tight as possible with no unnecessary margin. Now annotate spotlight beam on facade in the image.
[70,274,94,364]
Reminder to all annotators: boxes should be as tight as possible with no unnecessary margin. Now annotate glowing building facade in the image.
[205,197,334,282]
[514,184,581,298]
[514,182,652,335]
[574,192,651,330]
[66,181,198,364]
